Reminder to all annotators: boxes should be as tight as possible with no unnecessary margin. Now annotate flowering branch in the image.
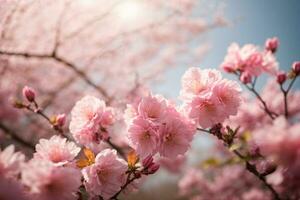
[279,72,298,118]
[235,72,277,120]
[14,87,67,136]
[110,172,137,200]
[197,126,282,200]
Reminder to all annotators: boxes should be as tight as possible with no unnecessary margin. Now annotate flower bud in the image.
[147,163,160,174]
[22,86,36,102]
[276,72,287,84]
[56,114,66,127]
[142,155,154,168]
[292,61,300,75]
[265,37,279,53]
[240,72,252,84]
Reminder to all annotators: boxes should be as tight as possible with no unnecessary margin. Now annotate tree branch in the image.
[0,50,112,103]
[0,121,34,150]
[197,127,282,200]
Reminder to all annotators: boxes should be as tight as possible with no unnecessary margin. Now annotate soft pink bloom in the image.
[183,76,241,128]
[261,51,278,75]
[220,42,278,76]
[187,93,223,128]
[254,117,300,167]
[0,177,28,200]
[0,145,25,178]
[127,116,159,157]
[69,96,114,148]
[254,116,300,167]
[34,135,81,166]
[220,43,261,75]
[180,67,222,100]
[137,94,167,121]
[212,79,242,118]
[265,37,279,53]
[158,115,195,158]
[22,159,81,200]
[82,149,127,200]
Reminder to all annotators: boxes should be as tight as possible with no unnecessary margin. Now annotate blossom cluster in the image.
[125,94,196,158]
[1,36,299,200]
[180,68,242,128]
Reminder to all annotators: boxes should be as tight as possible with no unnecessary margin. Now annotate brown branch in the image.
[0,121,34,150]
[234,73,277,120]
[197,127,282,200]
[280,76,298,118]
[0,50,111,102]
[110,173,137,200]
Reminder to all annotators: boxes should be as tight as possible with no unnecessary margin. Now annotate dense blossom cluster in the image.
[125,95,195,158]
[180,68,242,128]
[0,8,299,198]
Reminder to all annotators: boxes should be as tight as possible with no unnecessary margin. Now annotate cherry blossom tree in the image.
[1,1,300,200]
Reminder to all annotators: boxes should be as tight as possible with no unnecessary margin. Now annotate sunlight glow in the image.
[115,0,147,23]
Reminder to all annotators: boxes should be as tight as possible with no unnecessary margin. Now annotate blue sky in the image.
[153,0,300,98]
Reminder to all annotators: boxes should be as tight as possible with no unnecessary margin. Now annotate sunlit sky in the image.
[153,0,300,99]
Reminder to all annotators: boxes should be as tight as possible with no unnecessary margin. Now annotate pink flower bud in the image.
[56,114,66,127]
[147,163,160,174]
[22,86,36,102]
[292,61,300,75]
[142,155,154,168]
[265,37,279,53]
[276,72,287,84]
[240,72,252,84]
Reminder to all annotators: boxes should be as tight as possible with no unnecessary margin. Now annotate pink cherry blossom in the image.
[265,37,279,53]
[212,79,242,118]
[181,70,242,128]
[82,149,127,200]
[34,135,81,166]
[22,159,81,200]
[127,116,159,157]
[187,93,223,128]
[69,96,115,148]
[0,145,25,178]
[180,67,222,100]
[254,117,300,167]
[137,94,167,121]
[220,42,278,76]
[158,115,195,158]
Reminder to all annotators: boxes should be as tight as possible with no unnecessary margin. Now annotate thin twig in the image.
[110,173,137,200]
[0,122,34,150]
[0,50,111,103]
[280,76,298,118]
[197,128,282,200]
[234,73,277,120]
